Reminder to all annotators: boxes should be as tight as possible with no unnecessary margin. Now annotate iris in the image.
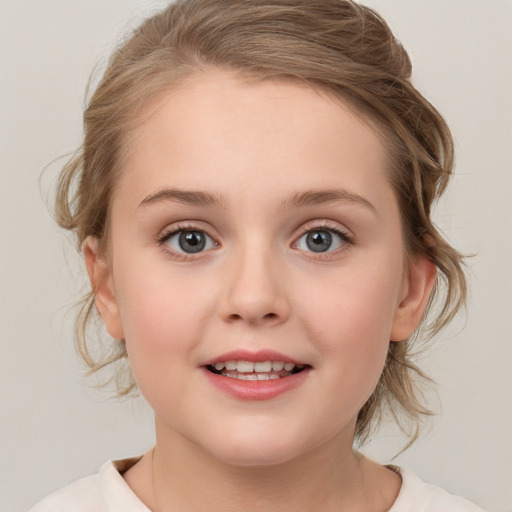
[306,231,333,252]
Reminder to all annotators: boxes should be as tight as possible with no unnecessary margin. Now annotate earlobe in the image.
[82,236,124,340]
[390,255,437,342]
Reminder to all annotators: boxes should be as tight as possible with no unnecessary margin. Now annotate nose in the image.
[218,244,290,327]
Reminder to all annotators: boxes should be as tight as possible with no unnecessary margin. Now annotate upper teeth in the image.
[213,360,301,372]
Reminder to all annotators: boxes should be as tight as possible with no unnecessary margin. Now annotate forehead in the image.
[115,69,393,212]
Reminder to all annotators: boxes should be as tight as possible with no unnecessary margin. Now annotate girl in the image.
[29,1,488,510]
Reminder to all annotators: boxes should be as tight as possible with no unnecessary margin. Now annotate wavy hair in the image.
[55,0,466,444]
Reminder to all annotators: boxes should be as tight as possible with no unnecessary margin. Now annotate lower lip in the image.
[202,367,310,401]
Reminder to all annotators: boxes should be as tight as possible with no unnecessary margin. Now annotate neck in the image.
[132,420,400,512]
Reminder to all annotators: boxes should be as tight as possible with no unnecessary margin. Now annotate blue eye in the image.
[295,229,347,253]
[164,230,216,254]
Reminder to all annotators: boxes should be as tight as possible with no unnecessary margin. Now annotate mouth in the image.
[205,360,308,381]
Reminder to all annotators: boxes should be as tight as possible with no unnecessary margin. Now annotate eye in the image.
[295,228,349,253]
[163,229,217,254]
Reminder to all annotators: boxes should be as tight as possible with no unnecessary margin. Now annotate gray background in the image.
[1,1,511,511]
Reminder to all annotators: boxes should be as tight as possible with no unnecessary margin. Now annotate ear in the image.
[82,236,124,340]
[390,254,437,342]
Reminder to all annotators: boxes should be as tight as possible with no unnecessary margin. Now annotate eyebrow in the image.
[283,189,377,214]
[139,187,376,214]
[139,188,223,208]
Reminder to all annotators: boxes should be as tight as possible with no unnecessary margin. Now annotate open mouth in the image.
[206,360,308,381]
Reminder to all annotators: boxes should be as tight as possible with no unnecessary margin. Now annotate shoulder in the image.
[28,457,149,512]
[390,467,488,512]
[28,473,102,512]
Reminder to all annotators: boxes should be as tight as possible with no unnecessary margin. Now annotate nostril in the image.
[227,312,278,322]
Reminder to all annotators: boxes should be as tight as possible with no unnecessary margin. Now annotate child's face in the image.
[87,69,433,466]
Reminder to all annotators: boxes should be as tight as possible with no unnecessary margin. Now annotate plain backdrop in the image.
[1,1,511,511]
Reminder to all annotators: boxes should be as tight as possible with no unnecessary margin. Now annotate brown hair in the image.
[56,0,466,443]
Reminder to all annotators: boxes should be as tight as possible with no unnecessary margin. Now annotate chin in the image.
[213,444,302,468]
[199,423,310,468]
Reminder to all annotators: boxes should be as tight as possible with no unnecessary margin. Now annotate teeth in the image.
[271,361,284,371]
[254,361,272,372]
[221,371,292,381]
[236,361,254,373]
[210,360,306,379]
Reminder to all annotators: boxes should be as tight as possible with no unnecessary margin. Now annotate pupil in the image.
[306,231,332,252]
[179,231,205,253]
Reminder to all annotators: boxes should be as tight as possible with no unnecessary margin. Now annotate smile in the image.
[206,360,307,380]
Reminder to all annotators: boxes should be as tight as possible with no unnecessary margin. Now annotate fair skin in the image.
[84,69,435,512]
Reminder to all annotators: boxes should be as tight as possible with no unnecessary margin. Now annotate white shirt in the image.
[29,457,487,511]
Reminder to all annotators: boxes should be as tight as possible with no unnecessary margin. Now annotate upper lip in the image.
[202,349,308,366]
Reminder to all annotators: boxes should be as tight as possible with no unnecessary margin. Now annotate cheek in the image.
[113,261,213,379]
[117,277,207,418]
[301,262,401,344]
[297,260,402,395]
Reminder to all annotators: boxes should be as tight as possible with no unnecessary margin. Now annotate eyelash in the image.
[156,221,354,260]
[157,222,218,261]
[293,222,354,259]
